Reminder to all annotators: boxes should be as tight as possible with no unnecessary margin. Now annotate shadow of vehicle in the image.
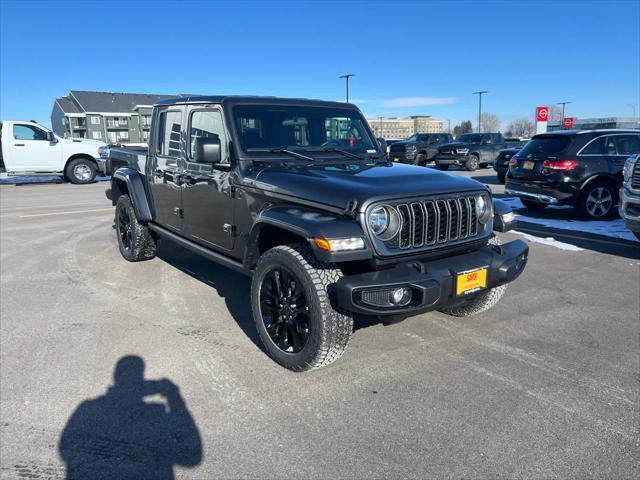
[468,173,502,186]
[59,356,202,480]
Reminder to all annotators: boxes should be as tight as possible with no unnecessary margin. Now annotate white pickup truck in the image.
[0,120,108,183]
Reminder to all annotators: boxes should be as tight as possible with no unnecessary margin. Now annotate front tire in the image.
[439,236,507,317]
[415,153,427,166]
[465,154,480,171]
[115,195,156,262]
[497,171,506,184]
[66,157,96,184]
[251,244,353,371]
[436,163,449,170]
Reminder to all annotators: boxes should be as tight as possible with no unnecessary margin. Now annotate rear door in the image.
[148,108,184,231]
[611,134,640,172]
[7,123,61,171]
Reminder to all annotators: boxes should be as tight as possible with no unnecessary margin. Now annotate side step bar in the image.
[148,223,249,275]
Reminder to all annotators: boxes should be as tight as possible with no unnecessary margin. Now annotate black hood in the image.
[250,161,487,210]
[439,141,479,150]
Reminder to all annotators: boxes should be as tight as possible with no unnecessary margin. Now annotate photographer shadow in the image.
[58,356,202,480]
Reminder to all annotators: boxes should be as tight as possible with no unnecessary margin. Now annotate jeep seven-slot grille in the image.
[394,196,479,250]
[632,160,640,190]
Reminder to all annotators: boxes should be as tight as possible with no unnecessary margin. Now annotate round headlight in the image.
[369,206,388,235]
[475,194,492,224]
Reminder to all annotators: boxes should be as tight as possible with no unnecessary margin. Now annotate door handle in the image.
[14,144,25,147]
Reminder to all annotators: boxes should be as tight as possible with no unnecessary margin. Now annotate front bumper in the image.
[336,239,528,316]
[95,157,108,176]
[619,186,640,232]
[434,155,467,166]
[389,152,415,163]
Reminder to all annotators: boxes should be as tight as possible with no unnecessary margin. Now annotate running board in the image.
[148,223,248,275]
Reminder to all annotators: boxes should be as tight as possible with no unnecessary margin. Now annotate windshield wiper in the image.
[246,147,315,162]
[303,146,366,161]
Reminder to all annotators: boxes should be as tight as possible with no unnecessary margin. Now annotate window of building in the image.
[157,110,182,156]
[13,124,48,140]
[142,115,152,127]
[90,116,100,125]
[188,110,227,162]
[92,131,102,140]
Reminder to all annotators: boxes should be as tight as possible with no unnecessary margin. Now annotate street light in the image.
[557,101,571,124]
[379,116,383,137]
[339,74,355,103]
[627,104,637,121]
[446,119,451,134]
[473,91,488,132]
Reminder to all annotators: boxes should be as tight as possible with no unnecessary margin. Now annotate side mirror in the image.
[195,135,221,164]
[47,132,58,143]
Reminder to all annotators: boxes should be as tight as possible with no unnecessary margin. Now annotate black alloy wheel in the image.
[117,203,134,252]
[259,267,310,353]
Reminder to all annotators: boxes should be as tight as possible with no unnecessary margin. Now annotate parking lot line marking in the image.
[19,208,113,218]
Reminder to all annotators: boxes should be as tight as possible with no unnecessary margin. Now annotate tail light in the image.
[509,156,519,167]
[542,159,577,172]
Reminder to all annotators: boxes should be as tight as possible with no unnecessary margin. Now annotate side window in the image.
[188,110,227,163]
[614,135,640,155]
[604,136,617,155]
[156,110,182,157]
[580,136,606,155]
[13,124,48,141]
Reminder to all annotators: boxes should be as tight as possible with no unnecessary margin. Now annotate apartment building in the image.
[51,90,175,144]
[367,115,444,139]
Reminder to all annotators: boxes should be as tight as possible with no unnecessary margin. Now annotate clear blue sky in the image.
[1,0,638,130]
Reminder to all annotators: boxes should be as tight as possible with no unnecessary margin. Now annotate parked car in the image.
[384,138,404,154]
[494,140,529,184]
[620,153,640,239]
[388,133,453,166]
[0,120,107,183]
[505,129,640,219]
[106,95,527,371]
[434,133,510,171]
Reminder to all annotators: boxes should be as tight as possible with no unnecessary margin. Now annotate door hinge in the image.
[223,223,236,236]
[173,207,184,218]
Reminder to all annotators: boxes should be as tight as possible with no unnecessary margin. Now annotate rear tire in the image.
[251,243,353,371]
[521,198,548,210]
[497,171,506,184]
[465,154,480,171]
[577,181,617,220]
[115,195,156,262]
[439,236,507,317]
[436,163,449,171]
[66,157,96,184]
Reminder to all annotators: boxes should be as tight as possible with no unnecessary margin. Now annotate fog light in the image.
[390,287,412,306]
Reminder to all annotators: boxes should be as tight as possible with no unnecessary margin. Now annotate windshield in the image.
[233,105,377,154]
[456,134,483,143]
[405,134,418,142]
[518,136,571,156]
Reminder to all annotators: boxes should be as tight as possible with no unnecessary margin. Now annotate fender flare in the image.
[111,168,152,222]
[243,204,372,268]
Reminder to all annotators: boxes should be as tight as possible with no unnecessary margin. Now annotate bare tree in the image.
[548,105,562,122]
[506,118,535,138]
[453,120,473,138]
[480,113,500,132]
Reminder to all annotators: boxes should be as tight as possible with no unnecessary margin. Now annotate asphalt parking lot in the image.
[1,171,639,479]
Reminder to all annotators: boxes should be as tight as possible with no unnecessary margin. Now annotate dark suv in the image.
[505,130,640,219]
[389,133,453,166]
[434,133,510,171]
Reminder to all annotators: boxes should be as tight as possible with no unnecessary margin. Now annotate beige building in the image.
[367,115,444,138]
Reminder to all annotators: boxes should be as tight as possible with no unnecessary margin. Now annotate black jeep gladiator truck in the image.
[107,96,528,371]
[434,133,512,171]
[388,133,453,166]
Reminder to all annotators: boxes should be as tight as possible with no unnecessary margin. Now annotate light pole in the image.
[446,119,451,134]
[473,91,488,132]
[557,101,571,124]
[627,104,637,122]
[379,116,383,137]
[338,74,355,103]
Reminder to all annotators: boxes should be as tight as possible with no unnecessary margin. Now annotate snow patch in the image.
[500,197,639,243]
[511,230,584,251]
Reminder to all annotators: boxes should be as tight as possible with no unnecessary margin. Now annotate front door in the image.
[148,108,184,231]
[181,107,235,251]
[8,123,61,172]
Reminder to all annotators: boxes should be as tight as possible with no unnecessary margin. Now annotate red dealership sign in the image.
[562,117,575,129]
[536,106,549,122]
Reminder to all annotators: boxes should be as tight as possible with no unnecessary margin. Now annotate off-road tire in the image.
[115,194,156,262]
[436,163,449,170]
[521,198,548,210]
[415,153,427,166]
[439,236,507,317]
[251,243,353,371]
[65,157,97,184]
[576,180,617,220]
[465,154,480,171]
[497,171,506,184]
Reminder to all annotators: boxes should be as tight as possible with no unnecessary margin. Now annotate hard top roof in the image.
[154,95,357,109]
